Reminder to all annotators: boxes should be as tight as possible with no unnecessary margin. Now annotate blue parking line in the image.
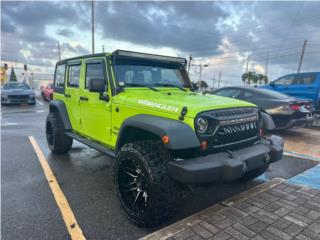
[288,164,320,190]
[257,173,268,181]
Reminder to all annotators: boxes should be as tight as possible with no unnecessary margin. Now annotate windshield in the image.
[3,82,30,90]
[114,59,192,89]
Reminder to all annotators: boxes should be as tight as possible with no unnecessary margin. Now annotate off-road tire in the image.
[46,112,73,154]
[114,141,179,227]
[240,165,268,181]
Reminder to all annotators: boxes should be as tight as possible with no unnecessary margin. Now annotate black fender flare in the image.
[49,100,72,130]
[260,111,276,131]
[115,114,200,152]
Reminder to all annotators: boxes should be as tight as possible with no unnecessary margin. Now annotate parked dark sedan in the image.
[212,86,314,129]
[1,82,36,106]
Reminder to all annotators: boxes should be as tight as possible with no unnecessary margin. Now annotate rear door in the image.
[270,74,295,95]
[64,60,82,131]
[290,73,318,104]
[80,58,112,145]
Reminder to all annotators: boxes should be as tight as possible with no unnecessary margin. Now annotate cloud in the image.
[1,1,319,85]
[56,28,74,38]
[95,1,226,56]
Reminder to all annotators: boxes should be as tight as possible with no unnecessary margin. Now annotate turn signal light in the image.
[162,135,170,144]
[200,140,208,151]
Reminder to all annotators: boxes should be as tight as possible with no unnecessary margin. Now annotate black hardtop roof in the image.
[56,50,187,65]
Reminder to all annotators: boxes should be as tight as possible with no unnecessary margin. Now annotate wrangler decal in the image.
[138,99,179,113]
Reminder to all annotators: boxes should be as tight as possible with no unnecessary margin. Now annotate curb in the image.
[140,178,286,240]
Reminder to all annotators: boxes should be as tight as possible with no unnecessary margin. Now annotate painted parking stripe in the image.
[36,100,44,106]
[284,151,320,162]
[288,164,320,190]
[29,136,86,240]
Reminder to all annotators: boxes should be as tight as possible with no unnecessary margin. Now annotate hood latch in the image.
[179,106,188,121]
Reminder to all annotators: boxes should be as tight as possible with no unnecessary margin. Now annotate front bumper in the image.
[167,135,283,184]
[2,96,35,104]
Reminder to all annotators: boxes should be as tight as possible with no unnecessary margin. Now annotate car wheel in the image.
[46,112,73,154]
[240,165,268,181]
[114,141,179,227]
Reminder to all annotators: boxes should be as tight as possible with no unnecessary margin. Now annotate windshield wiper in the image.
[124,83,159,91]
[154,83,187,92]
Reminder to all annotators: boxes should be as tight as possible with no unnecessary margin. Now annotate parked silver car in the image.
[1,82,36,106]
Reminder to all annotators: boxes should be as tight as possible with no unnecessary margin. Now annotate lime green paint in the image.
[53,53,256,150]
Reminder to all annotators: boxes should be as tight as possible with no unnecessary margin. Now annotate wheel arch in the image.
[260,110,276,130]
[115,114,200,152]
[49,100,72,130]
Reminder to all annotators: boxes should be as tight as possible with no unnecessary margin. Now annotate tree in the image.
[9,67,17,82]
[242,72,268,85]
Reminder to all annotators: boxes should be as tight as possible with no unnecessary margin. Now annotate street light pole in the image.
[91,0,95,54]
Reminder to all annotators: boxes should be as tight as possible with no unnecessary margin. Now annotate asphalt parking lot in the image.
[1,100,319,240]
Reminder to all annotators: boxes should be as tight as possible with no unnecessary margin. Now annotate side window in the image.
[54,64,66,88]
[294,74,316,85]
[85,63,105,89]
[67,65,81,88]
[241,91,258,100]
[274,75,294,85]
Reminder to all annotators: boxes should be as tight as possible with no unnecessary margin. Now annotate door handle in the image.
[79,96,89,101]
[64,93,71,98]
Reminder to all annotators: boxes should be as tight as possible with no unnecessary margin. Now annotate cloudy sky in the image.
[1,1,320,86]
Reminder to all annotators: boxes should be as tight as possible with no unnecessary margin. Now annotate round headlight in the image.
[196,117,208,134]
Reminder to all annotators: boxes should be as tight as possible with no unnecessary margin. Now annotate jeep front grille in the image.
[198,108,260,150]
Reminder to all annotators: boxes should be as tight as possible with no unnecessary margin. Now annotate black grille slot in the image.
[8,95,29,100]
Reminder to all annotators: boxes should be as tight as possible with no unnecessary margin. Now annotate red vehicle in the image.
[41,83,53,101]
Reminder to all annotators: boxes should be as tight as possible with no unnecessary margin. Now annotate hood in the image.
[114,89,256,118]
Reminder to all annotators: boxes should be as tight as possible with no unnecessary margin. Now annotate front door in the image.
[64,60,82,132]
[80,58,112,145]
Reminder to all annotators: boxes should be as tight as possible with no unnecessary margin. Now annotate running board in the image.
[65,131,116,158]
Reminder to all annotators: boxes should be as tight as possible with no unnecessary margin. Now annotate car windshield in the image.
[3,82,30,90]
[257,88,289,99]
[113,58,192,89]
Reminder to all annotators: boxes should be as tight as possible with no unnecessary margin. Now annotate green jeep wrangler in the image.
[46,50,283,227]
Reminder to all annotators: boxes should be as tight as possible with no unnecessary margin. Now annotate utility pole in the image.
[218,71,222,88]
[102,45,105,53]
[297,39,307,73]
[57,41,61,61]
[91,0,95,54]
[212,74,215,89]
[245,55,250,73]
[187,54,192,74]
[265,53,269,77]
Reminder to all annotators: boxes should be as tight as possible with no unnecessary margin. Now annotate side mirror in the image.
[89,78,105,93]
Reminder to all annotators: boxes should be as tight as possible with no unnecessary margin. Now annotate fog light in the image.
[264,153,271,163]
[200,140,208,151]
[242,161,248,172]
